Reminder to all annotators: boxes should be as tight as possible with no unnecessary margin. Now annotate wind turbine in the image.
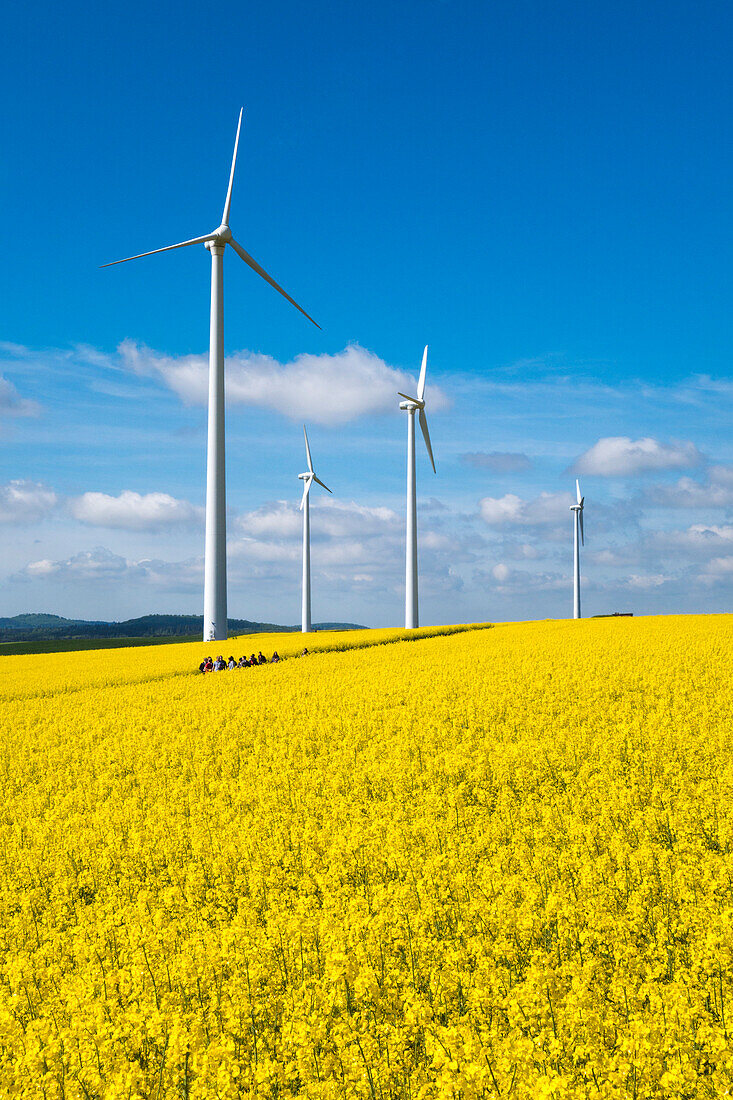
[102,109,319,642]
[299,425,332,633]
[570,479,585,619]
[398,346,436,629]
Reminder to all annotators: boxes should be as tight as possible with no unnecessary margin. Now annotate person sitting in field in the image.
[257,651,267,664]
[228,656,236,670]
[204,657,213,672]
[214,655,226,671]
[199,658,207,673]
[301,647,309,656]
[270,651,280,663]
[250,654,257,666]
[238,656,248,668]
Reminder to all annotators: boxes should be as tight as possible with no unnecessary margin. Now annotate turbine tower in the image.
[299,425,332,634]
[570,479,585,619]
[102,110,319,642]
[398,346,436,629]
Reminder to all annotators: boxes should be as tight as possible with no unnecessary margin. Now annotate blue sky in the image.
[0,0,731,626]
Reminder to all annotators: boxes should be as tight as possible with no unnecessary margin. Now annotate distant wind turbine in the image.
[299,425,332,634]
[398,346,436,629]
[570,479,585,619]
[102,109,319,642]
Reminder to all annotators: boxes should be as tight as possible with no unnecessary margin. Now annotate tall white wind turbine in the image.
[102,110,319,642]
[398,346,436,629]
[299,425,331,633]
[570,479,585,619]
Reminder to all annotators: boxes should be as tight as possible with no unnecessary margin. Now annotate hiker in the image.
[257,651,267,665]
[250,654,257,666]
[270,651,280,663]
[238,656,248,668]
[214,655,226,671]
[199,658,207,674]
[228,656,236,670]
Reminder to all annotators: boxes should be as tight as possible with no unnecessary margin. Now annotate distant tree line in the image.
[0,613,366,644]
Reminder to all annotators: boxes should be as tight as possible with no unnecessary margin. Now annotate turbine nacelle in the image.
[571,479,585,545]
[397,346,436,475]
[101,107,322,643]
[101,108,320,328]
[299,426,331,633]
[299,426,332,509]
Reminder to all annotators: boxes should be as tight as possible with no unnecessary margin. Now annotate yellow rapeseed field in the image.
[0,623,480,704]
[0,615,731,1098]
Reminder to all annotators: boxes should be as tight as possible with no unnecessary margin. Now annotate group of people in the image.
[199,651,278,672]
[198,647,309,673]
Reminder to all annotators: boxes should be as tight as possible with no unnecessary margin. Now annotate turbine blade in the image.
[303,424,313,473]
[579,508,584,545]
[576,478,582,505]
[229,238,320,328]
[222,108,243,226]
[397,392,418,403]
[418,407,436,473]
[313,475,332,494]
[100,233,215,268]
[299,476,313,510]
[417,345,428,402]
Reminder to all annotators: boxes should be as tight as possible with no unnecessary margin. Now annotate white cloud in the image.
[626,573,667,589]
[651,524,733,556]
[230,538,300,564]
[21,547,144,582]
[698,556,733,585]
[573,437,703,476]
[69,490,203,530]
[229,499,403,594]
[119,341,449,426]
[587,547,639,567]
[0,375,39,420]
[236,498,401,541]
[229,496,473,599]
[479,491,573,527]
[236,501,302,540]
[17,547,203,591]
[0,480,57,524]
[475,565,567,594]
[711,466,733,488]
[647,466,733,509]
[479,494,525,524]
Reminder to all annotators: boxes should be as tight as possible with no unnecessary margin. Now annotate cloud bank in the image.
[573,437,703,476]
[18,547,203,591]
[0,480,57,524]
[478,491,574,527]
[119,341,450,426]
[0,375,39,420]
[70,490,204,530]
[647,466,733,509]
